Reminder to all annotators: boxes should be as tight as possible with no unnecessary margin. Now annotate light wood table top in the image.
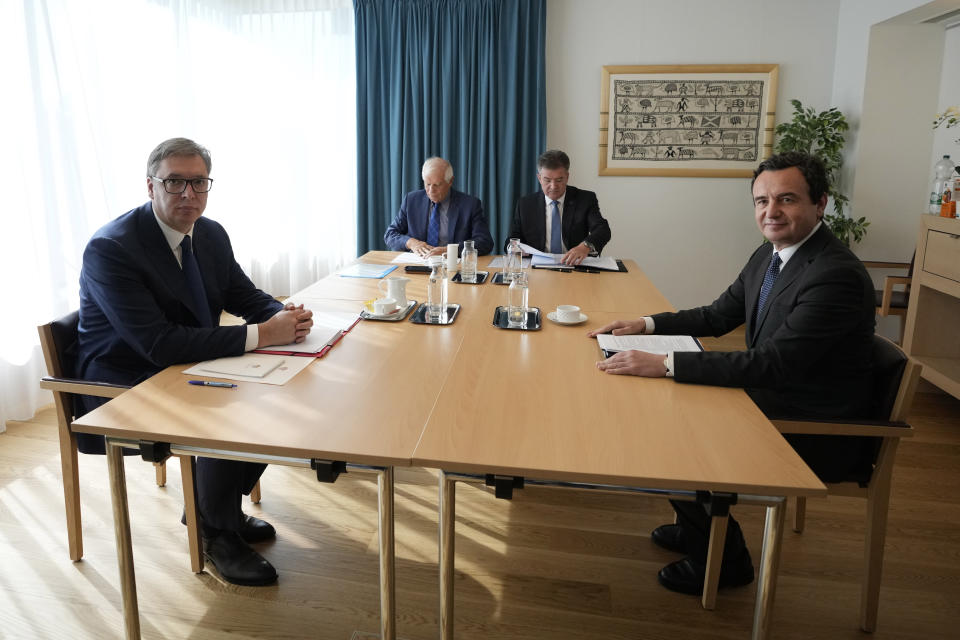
[412,261,826,498]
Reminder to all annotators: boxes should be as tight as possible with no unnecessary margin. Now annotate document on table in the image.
[183,354,313,385]
[253,299,361,356]
[596,334,702,356]
[338,263,397,279]
[391,253,427,264]
[487,256,531,269]
[522,243,619,271]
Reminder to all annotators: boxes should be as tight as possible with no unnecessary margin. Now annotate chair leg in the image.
[861,440,898,632]
[59,429,83,562]
[154,461,166,487]
[179,455,204,573]
[250,479,261,504]
[701,514,728,610]
[793,496,806,533]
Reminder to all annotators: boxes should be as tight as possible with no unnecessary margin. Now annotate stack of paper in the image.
[596,334,701,355]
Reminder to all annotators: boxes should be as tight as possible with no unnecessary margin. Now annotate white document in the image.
[391,252,427,264]
[596,334,701,355]
[487,256,531,268]
[184,354,313,386]
[269,299,359,353]
[195,353,285,378]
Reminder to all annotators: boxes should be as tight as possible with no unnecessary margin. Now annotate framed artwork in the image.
[599,64,779,177]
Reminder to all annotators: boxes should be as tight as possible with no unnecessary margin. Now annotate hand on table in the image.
[407,239,445,259]
[560,243,590,266]
[596,349,667,377]
[258,304,314,347]
[587,318,647,338]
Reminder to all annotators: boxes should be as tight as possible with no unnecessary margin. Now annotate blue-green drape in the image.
[354,0,546,254]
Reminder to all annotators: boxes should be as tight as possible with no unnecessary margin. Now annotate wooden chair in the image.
[863,258,914,344]
[38,311,262,564]
[775,335,921,632]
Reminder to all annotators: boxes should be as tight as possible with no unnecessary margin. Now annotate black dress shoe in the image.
[203,530,278,586]
[657,555,754,596]
[240,514,276,543]
[651,523,686,553]
[181,511,276,543]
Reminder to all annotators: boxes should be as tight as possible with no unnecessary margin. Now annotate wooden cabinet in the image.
[903,215,960,400]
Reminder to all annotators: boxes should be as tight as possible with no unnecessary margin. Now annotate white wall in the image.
[930,25,960,176]
[546,0,842,309]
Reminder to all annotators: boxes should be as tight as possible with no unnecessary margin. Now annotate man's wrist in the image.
[582,240,598,256]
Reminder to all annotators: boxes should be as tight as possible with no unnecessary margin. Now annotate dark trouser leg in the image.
[669,498,749,567]
[197,458,266,534]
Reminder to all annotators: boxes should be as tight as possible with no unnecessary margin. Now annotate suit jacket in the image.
[651,224,876,481]
[508,186,612,254]
[76,202,282,452]
[384,188,494,255]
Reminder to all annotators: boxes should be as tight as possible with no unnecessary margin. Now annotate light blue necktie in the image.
[427,201,440,247]
[755,252,781,322]
[549,200,562,253]
[180,235,213,327]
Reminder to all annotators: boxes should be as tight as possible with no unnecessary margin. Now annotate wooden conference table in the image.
[72,252,825,640]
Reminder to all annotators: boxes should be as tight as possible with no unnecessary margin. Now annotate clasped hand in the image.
[407,239,445,258]
[258,303,313,348]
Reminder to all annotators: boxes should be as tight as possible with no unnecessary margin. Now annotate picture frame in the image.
[599,64,779,177]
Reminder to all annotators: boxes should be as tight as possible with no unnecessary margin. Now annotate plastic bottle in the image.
[461,239,478,283]
[426,256,448,322]
[929,155,955,214]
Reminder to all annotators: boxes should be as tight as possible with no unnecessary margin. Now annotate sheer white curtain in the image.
[0,0,356,432]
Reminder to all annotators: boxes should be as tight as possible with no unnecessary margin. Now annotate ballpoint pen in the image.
[188,380,237,388]
[319,330,346,357]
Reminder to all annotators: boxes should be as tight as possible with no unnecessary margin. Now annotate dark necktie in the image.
[427,201,440,247]
[180,235,213,327]
[755,252,781,322]
[550,200,562,254]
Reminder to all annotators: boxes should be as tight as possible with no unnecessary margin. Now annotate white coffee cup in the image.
[373,297,399,315]
[556,304,581,323]
[379,276,410,308]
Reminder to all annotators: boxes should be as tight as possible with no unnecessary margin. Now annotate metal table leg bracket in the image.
[485,474,524,499]
[311,459,346,483]
[138,440,171,464]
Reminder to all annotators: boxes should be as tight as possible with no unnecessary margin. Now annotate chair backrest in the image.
[38,310,81,420]
[868,334,909,421]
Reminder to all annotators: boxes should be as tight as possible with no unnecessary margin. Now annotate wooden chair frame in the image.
[701,336,921,632]
[863,260,912,344]
[38,311,260,569]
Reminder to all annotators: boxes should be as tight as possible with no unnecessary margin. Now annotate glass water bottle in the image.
[427,256,448,322]
[505,237,523,283]
[461,240,478,283]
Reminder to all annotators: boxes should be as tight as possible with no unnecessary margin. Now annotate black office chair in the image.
[863,256,914,344]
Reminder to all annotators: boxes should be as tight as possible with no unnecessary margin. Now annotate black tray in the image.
[360,299,417,322]
[491,271,522,285]
[452,271,488,284]
[492,306,541,330]
[410,303,461,325]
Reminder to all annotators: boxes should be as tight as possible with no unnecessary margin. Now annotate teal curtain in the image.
[354,0,546,254]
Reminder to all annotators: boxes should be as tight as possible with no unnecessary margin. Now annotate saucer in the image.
[547,311,587,325]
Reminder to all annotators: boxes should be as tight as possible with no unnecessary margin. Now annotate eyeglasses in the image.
[151,176,214,194]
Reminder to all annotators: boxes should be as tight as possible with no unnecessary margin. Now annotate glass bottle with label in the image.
[427,256,448,322]
[461,240,478,283]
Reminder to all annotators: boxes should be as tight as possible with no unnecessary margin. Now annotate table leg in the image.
[178,455,204,573]
[439,471,456,640]
[106,441,141,639]
[702,513,729,610]
[752,499,786,640]
[377,466,396,640]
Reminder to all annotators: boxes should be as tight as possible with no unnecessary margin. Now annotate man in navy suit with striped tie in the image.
[384,157,494,258]
[589,152,875,597]
[77,138,313,586]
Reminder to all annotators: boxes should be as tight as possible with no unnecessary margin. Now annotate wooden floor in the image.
[2,360,959,638]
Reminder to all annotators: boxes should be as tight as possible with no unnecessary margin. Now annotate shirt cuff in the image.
[642,316,655,334]
[244,324,259,352]
[663,352,674,378]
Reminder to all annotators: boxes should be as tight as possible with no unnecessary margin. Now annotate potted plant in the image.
[774,99,868,246]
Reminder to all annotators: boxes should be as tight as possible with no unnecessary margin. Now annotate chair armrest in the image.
[771,418,913,438]
[879,276,912,315]
[40,376,129,399]
[862,261,911,270]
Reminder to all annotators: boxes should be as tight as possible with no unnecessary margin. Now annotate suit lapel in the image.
[749,225,830,345]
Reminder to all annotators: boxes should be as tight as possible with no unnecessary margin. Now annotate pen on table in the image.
[319,330,346,357]
[188,380,237,388]
[534,266,573,272]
